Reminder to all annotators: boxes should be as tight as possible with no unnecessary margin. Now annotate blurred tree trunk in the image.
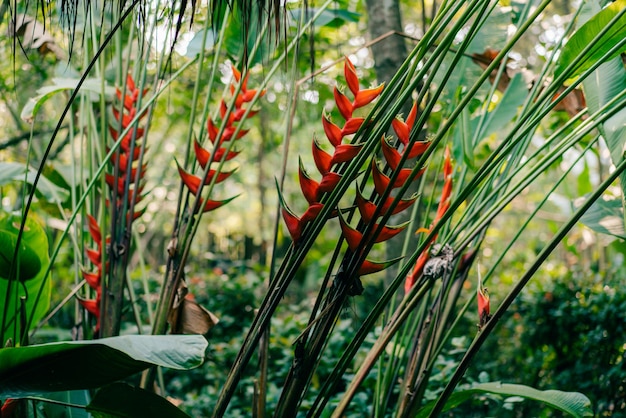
[365,0,415,280]
[365,0,407,85]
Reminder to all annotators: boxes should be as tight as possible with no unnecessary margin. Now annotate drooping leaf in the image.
[0,335,208,397]
[184,29,216,58]
[578,195,625,239]
[0,162,69,203]
[21,78,115,123]
[87,383,191,418]
[417,382,593,418]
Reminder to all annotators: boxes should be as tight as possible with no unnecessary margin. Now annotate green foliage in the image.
[555,0,626,79]
[474,259,626,416]
[0,335,208,397]
[0,210,50,344]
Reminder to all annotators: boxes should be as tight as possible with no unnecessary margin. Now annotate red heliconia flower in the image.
[372,159,421,194]
[179,65,265,214]
[299,161,321,204]
[194,139,240,169]
[177,164,235,194]
[279,198,323,243]
[404,146,454,294]
[331,144,362,165]
[358,258,401,276]
[108,74,150,221]
[334,87,353,120]
[322,114,343,147]
[477,274,491,329]
[280,58,386,259]
[338,213,406,252]
[78,214,107,332]
[312,140,332,175]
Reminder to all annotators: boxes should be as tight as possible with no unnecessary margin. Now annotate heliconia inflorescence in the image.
[280,56,431,279]
[79,74,149,332]
[78,215,108,332]
[107,73,149,219]
[477,272,491,329]
[178,65,265,213]
[404,146,453,294]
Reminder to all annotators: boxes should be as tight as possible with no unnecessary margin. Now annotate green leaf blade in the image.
[0,335,208,398]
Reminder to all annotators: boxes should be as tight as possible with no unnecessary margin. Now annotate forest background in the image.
[1,0,626,416]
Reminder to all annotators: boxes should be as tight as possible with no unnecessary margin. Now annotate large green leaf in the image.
[577,0,626,215]
[0,162,69,203]
[417,382,593,417]
[555,0,626,79]
[21,77,115,124]
[0,211,50,343]
[289,8,360,28]
[87,383,191,418]
[578,195,625,239]
[0,335,208,397]
[453,72,528,166]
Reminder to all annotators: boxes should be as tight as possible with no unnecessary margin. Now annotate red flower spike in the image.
[406,102,418,131]
[312,140,332,175]
[395,168,414,187]
[116,87,135,111]
[201,195,239,213]
[339,215,363,252]
[177,165,202,194]
[231,65,242,83]
[222,126,249,142]
[83,270,100,289]
[242,89,261,103]
[477,275,491,327]
[318,172,342,193]
[301,203,324,224]
[354,84,384,109]
[86,248,100,266]
[78,298,100,317]
[194,139,212,169]
[381,137,402,170]
[341,117,364,136]
[380,194,418,216]
[405,251,429,293]
[299,161,321,204]
[207,119,219,142]
[358,257,402,276]
[372,161,391,195]
[440,178,453,205]
[106,174,143,195]
[392,118,409,144]
[373,222,407,244]
[87,215,101,244]
[126,74,136,92]
[344,57,360,97]
[356,190,378,223]
[281,207,303,242]
[322,114,343,147]
[331,144,362,165]
[405,141,430,159]
[334,87,353,120]
[194,141,239,168]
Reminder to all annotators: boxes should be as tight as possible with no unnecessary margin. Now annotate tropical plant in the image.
[1,0,625,416]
